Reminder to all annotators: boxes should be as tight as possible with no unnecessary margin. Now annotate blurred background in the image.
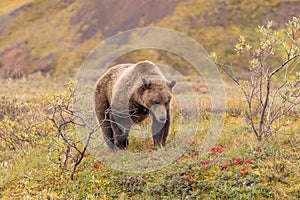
[1,0,299,79]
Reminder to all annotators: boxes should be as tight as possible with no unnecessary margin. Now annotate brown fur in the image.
[94,61,175,150]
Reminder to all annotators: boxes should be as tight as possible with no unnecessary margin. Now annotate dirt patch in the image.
[0,41,55,79]
[0,41,31,79]
[262,1,300,27]
[70,0,185,41]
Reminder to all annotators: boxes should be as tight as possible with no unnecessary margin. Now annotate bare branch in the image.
[269,54,300,78]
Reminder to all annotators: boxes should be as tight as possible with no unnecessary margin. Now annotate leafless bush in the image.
[47,81,138,179]
[213,17,300,140]
[48,81,100,180]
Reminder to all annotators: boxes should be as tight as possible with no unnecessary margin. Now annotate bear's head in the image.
[137,78,176,123]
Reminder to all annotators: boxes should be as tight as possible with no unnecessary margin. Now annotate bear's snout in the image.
[158,116,167,123]
[150,104,167,123]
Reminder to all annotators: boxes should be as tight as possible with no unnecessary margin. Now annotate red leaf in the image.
[240,167,249,176]
[188,178,197,185]
[221,164,229,170]
[93,162,101,169]
[245,159,253,164]
[235,158,244,165]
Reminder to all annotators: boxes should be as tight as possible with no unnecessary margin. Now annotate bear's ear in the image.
[142,78,151,88]
[167,80,176,89]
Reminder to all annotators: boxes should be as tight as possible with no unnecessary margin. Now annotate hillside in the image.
[0,0,182,78]
[0,0,299,78]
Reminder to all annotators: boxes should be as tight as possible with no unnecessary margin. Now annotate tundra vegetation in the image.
[0,5,299,200]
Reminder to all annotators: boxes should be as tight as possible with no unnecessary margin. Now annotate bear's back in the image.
[118,60,166,85]
[95,63,132,105]
[111,61,167,110]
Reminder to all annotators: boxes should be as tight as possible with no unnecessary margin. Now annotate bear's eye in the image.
[153,100,159,105]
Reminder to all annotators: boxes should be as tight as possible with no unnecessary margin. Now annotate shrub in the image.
[0,96,51,152]
[213,17,300,140]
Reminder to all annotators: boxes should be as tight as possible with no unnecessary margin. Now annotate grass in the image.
[0,76,299,199]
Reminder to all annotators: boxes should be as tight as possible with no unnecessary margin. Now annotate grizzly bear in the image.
[94,60,176,150]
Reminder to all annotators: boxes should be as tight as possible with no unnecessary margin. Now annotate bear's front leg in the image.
[110,115,130,150]
[152,110,170,147]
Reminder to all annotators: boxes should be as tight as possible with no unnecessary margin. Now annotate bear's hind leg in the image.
[101,120,115,150]
[95,94,115,150]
